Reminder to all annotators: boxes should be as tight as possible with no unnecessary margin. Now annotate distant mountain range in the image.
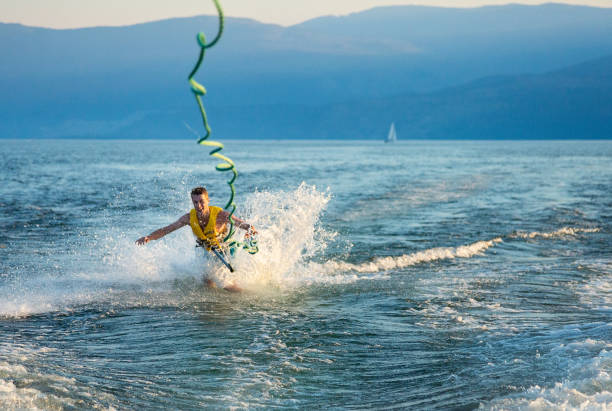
[204,54,612,140]
[1,3,611,139]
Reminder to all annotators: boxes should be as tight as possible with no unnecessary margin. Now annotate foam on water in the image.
[482,328,612,410]
[0,343,117,410]
[510,227,601,239]
[0,365,76,411]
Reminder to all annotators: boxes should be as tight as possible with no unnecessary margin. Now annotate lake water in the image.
[1,139,610,409]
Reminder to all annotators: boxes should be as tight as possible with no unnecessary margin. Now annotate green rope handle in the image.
[188,0,258,255]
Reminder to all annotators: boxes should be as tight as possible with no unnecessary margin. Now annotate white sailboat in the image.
[385,122,397,143]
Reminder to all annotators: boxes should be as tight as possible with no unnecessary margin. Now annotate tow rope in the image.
[188,0,258,256]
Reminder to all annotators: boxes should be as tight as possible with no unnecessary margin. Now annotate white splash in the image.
[212,182,333,288]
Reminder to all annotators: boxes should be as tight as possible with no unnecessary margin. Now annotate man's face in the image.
[192,194,209,213]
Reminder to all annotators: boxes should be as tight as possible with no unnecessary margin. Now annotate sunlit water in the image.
[1,140,610,409]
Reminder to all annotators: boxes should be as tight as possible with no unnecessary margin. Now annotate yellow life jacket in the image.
[190,206,225,250]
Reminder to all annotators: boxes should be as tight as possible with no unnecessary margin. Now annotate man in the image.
[136,187,256,291]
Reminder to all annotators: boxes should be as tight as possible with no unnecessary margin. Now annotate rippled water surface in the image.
[1,140,610,409]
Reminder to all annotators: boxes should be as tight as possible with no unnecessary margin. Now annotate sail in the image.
[385,122,397,143]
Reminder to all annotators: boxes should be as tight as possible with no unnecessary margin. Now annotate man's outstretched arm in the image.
[136,214,190,245]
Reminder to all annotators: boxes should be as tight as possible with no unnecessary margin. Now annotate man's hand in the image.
[244,227,258,238]
[135,236,150,246]
[135,214,189,246]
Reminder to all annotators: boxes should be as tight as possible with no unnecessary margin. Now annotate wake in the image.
[310,238,502,275]
[314,226,601,278]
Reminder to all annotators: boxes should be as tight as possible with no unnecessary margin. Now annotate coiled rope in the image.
[188,0,257,254]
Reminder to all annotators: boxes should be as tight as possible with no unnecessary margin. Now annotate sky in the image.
[1,0,611,29]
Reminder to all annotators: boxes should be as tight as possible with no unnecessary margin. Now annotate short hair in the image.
[191,187,208,197]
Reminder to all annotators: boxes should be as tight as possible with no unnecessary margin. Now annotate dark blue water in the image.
[1,140,610,409]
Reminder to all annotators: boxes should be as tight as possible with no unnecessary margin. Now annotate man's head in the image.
[191,187,209,213]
